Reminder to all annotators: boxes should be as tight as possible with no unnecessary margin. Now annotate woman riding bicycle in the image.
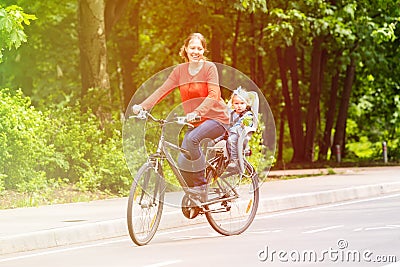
[131,32,229,199]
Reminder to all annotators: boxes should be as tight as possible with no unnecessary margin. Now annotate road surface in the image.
[1,193,399,267]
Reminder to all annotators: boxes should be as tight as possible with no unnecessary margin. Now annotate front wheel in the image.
[205,160,259,236]
[127,162,165,246]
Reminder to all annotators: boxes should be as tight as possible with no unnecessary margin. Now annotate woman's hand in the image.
[132,104,143,114]
[186,111,199,122]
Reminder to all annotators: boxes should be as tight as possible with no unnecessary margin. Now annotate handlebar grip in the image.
[128,109,147,120]
[176,116,202,124]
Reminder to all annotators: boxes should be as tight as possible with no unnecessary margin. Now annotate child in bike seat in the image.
[227,86,254,170]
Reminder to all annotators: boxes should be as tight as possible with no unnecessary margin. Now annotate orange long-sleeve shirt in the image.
[140,61,229,126]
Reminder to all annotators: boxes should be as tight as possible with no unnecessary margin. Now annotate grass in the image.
[0,186,115,209]
[272,159,400,171]
[264,160,400,182]
[1,160,399,210]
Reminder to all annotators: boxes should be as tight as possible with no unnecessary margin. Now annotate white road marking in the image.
[354,224,400,232]
[157,225,210,236]
[1,193,399,263]
[365,225,400,231]
[387,224,400,228]
[143,260,182,267]
[380,261,400,267]
[255,193,400,221]
[0,239,127,263]
[247,230,282,234]
[170,233,220,241]
[303,225,344,234]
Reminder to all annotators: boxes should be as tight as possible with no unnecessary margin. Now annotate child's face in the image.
[232,95,247,114]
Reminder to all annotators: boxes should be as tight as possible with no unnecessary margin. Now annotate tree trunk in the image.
[231,11,241,69]
[249,12,256,82]
[78,0,110,109]
[319,62,341,160]
[318,51,342,161]
[276,47,294,141]
[332,57,356,160]
[256,20,265,87]
[105,0,129,35]
[277,110,285,163]
[211,28,222,63]
[299,47,306,81]
[304,37,323,162]
[277,46,305,163]
[317,48,328,143]
[116,1,141,110]
[285,43,304,162]
[211,8,223,63]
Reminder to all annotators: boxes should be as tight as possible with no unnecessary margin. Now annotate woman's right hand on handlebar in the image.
[186,111,199,123]
[132,104,143,114]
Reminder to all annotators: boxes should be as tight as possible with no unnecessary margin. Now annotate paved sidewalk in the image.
[0,166,399,255]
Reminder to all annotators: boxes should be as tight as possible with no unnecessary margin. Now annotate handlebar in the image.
[130,110,158,121]
[129,110,201,128]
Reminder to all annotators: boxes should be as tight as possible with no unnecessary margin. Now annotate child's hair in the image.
[230,86,252,108]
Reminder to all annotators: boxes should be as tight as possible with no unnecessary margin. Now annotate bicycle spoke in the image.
[127,163,165,246]
[205,160,259,236]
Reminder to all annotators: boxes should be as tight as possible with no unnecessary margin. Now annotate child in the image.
[227,86,254,170]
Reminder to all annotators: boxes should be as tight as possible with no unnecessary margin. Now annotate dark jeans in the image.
[178,119,227,187]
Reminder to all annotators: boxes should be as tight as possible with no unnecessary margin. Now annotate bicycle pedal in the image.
[181,195,201,219]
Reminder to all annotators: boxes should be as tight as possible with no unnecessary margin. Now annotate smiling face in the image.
[185,37,205,62]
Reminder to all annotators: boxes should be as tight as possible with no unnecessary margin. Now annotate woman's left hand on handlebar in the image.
[132,104,143,114]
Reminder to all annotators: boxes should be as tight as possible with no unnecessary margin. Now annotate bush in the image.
[0,88,54,190]
[0,87,132,196]
[45,102,131,195]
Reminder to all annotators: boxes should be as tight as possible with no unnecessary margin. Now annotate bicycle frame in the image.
[134,111,253,207]
[154,133,193,191]
[143,113,204,194]
[127,111,260,245]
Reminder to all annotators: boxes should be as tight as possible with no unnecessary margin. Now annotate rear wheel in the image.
[205,160,259,235]
[127,162,165,246]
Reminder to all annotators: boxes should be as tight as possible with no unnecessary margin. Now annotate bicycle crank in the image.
[181,195,201,219]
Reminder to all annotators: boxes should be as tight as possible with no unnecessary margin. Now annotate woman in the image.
[132,33,229,198]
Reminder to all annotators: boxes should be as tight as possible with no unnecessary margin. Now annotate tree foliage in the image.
[0,0,399,199]
[0,5,36,62]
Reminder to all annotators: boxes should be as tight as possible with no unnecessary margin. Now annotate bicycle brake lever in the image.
[176,116,187,124]
[129,109,147,120]
[175,116,201,129]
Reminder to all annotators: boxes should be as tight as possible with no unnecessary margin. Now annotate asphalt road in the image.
[1,194,400,267]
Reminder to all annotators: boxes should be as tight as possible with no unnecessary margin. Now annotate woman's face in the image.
[185,38,205,62]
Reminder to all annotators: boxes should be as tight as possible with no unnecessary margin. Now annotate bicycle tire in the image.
[205,160,259,236]
[127,162,165,246]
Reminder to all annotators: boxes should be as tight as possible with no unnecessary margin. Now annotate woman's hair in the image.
[179,33,209,62]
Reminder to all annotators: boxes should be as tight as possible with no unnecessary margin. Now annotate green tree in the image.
[0,5,36,62]
[0,1,80,103]
[0,0,399,187]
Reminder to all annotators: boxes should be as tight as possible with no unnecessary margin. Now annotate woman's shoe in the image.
[188,184,207,202]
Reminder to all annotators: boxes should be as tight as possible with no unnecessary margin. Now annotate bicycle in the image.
[126,110,259,246]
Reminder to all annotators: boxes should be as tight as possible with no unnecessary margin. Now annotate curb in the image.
[258,182,400,213]
[1,182,400,255]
